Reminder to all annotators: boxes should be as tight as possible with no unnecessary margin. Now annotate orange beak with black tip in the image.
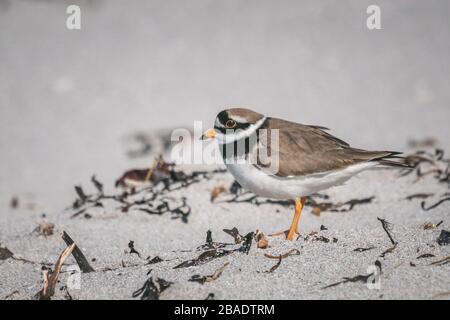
[200,128,217,140]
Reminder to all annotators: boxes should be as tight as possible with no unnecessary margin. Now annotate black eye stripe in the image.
[217,111,229,126]
[215,111,250,133]
[215,122,250,133]
[235,122,250,130]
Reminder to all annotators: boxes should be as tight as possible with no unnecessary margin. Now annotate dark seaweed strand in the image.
[377,217,397,245]
[421,197,450,211]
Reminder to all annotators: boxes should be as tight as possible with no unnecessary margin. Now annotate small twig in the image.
[38,244,75,300]
[145,159,158,182]
[432,291,450,299]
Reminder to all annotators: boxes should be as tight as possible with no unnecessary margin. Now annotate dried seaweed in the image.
[198,230,234,250]
[353,246,376,252]
[91,175,104,194]
[421,197,450,211]
[322,260,381,289]
[205,230,213,247]
[429,256,450,266]
[146,256,164,265]
[128,241,141,258]
[73,185,88,208]
[174,249,233,269]
[68,158,226,223]
[416,253,435,259]
[437,230,450,246]
[323,274,370,289]
[189,262,229,284]
[402,151,434,170]
[300,231,337,243]
[309,196,375,216]
[132,276,173,300]
[0,246,14,260]
[264,249,300,273]
[238,232,254,254]
[205,293,215,300]
[314,236,330,243]
[219,192,293,207]
[405,193,434,201]
[379,244,397,258]
[266,256,282,273]
[137,197,191,223]
[175,230,254,268]
[335,197,375,211]
[61,231,95,273]
[377,217,397,245]
[223,227,244,244]
[401,149,450,189]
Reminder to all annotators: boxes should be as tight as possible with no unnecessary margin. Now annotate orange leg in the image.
[269,197,306,240]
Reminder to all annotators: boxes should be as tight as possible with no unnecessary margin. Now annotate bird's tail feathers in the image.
[370,151,412,168]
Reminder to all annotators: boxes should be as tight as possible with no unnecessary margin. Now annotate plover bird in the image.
[202,108,407,240]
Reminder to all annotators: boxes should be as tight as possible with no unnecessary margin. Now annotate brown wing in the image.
[255,117,402,177]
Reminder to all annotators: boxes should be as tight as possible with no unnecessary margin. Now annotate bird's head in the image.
[201,108,265,143]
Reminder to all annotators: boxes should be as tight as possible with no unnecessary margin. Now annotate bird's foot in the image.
[269,229,299,240]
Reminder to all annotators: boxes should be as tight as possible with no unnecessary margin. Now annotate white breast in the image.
[225,161,377,200]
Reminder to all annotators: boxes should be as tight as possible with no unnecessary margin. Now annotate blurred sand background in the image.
[0,0,449,300]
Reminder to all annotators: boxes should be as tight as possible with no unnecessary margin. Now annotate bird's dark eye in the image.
[225,119,236,129]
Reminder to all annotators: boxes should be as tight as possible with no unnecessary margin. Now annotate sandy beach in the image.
[1,0,449,300]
